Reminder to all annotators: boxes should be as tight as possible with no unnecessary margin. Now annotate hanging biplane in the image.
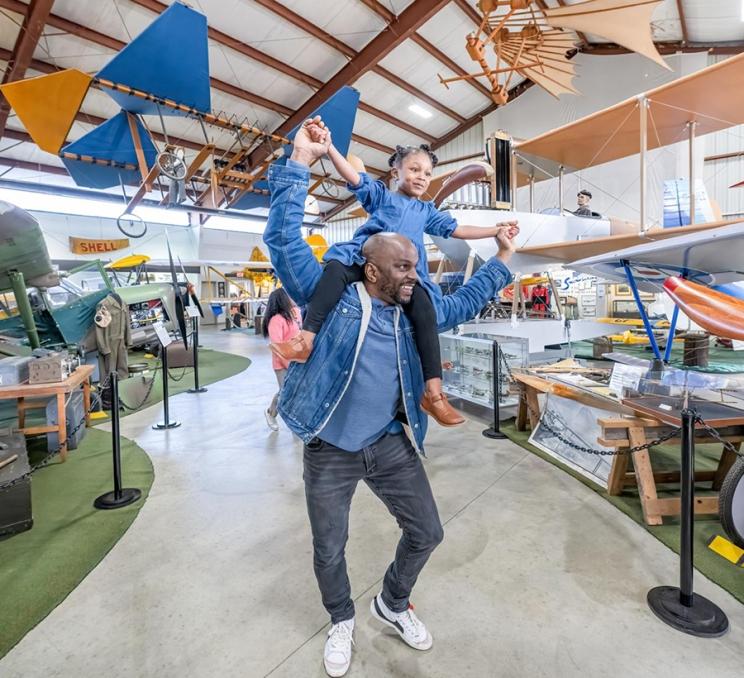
[440,0,668,105]
[0,1,359,235]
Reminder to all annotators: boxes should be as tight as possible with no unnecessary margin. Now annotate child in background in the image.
[263,288,301,432]
[272,117,518,427]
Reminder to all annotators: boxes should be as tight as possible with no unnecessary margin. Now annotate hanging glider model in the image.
[0,2,359,232]
[441,0,668,105]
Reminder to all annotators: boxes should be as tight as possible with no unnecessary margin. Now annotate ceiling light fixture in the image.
[408,103,433,119]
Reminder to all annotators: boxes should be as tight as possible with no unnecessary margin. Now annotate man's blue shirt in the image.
[318,297,403,452]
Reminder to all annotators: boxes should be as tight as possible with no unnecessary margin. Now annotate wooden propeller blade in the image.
[663,277,744,341]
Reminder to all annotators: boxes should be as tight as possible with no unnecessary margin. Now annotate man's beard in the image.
[380,278,410,305]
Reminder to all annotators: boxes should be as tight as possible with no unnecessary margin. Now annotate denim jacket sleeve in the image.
[263,161,321,307]
[436,257,512,333]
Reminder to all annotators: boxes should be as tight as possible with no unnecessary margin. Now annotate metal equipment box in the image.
[0,356,33,386]
[46,390,87,453]
[29,353,77,384]
[0,429,33,537]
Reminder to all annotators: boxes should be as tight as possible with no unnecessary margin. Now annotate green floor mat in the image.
[502,419,744,604]
[0,429,153,658]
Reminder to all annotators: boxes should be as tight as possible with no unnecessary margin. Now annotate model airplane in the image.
[0,2,359,232]
[442,0,668,105]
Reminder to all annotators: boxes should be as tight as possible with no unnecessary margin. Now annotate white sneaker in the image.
[264,408,279,432]
[370,593,432,650]
[324,618,354,677]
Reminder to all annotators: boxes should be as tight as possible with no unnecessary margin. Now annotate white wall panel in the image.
[701,55,744,220]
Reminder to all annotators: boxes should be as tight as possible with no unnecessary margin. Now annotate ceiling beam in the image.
[252,0,356,58]
[0,155,68,175]
[676,0,689,46]
[580,41,744,56]
[452,0,480,25]
[248,0,452,169]
[264,0,464,121]
[249,0,454,136]
[130,0,436,145]
[351,134,394,155]
[360,0,493,102]
[0,0,56,135]
[410,33,493,101]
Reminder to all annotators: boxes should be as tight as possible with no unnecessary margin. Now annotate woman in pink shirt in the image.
[262,288,301,431]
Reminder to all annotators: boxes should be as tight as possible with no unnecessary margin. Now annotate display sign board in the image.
[529,393,613,489]
[152,321,172,347]
[69,236,130,254]
[185,305,201,318]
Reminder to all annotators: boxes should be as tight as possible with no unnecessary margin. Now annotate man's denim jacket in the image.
[263,161,512,454]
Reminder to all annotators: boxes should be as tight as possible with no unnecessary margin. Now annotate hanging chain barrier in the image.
[0,373,113,492]
[513,372,743,458]
[119,364,160,411]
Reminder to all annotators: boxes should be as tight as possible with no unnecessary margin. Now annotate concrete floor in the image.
[2,327,743,678]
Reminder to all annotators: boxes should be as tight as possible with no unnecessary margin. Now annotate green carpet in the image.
[502,420,744,604]
[0,429,153,658]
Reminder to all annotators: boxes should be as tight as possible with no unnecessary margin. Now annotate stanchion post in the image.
[647,408,728,637]
[483,340,507,440]
[153,342,181,430]
[187,316,207,394]
[94,371,142,509]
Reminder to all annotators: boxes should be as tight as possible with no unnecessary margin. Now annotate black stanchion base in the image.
[153,421,181,430]
[647,586,729,638]
[94,488,141,510]
[482,427,508,439]
[187,387,208,394]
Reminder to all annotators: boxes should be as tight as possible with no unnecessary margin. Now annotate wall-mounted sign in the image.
[69,236,130,254]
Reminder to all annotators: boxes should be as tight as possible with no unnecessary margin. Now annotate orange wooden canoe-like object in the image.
[663,277,744,340]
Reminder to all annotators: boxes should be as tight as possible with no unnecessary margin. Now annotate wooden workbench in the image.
[0,364,94,462]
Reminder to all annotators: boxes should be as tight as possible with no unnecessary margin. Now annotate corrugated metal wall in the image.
[703,56,744,220]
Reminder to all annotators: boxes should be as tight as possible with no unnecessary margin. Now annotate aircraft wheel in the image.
[719,455,744,548]
[117,212,148,238]
[157,151,187,181]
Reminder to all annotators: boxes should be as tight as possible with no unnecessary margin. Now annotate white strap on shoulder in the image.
[352,281,372,362]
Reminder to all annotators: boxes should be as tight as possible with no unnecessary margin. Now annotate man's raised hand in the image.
[495,223,519,264]
[291,115,331,166]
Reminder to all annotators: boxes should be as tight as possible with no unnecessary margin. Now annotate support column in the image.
[688,121,698,226]
[529,174,535,213]
[558,165,564,213]
[8,270,40,349]
[639,97,648,231]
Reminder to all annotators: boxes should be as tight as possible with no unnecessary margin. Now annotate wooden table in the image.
[0,364,94,462]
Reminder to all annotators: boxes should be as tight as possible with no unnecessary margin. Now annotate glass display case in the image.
[440,332,529,409]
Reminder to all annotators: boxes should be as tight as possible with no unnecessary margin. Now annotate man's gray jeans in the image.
[303,431,444,624]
